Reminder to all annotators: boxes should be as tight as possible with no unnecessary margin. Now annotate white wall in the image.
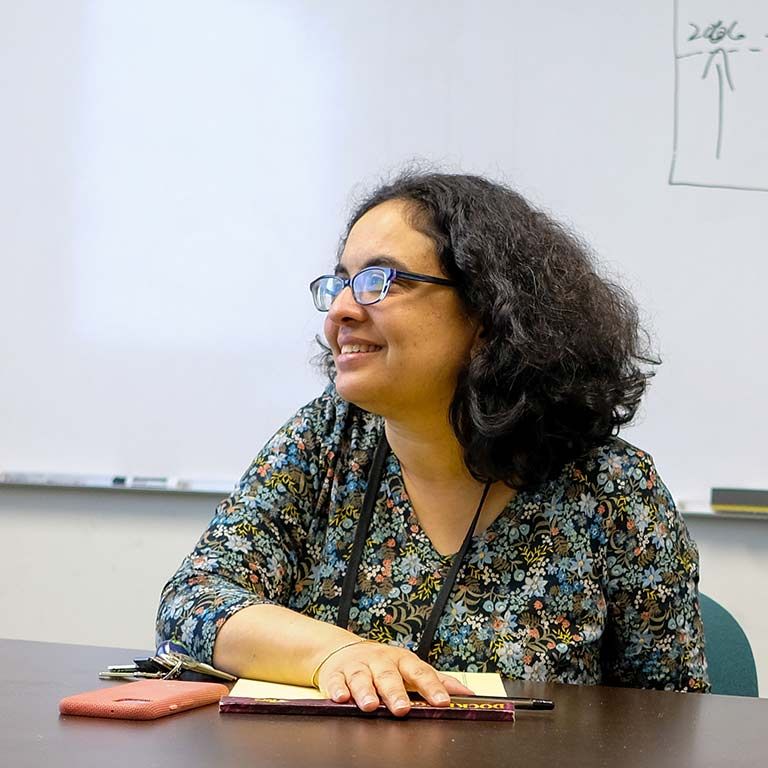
[0,487,213,651]
[1,487,765,696]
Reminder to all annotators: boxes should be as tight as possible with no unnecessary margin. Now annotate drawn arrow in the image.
[702,47,735,159]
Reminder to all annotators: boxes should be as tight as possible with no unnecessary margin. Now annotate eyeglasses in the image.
[309,266,457,312]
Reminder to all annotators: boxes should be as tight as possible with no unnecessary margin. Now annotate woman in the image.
[157,172,709,715]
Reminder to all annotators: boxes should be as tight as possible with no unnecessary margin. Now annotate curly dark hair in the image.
[318,171,658,489]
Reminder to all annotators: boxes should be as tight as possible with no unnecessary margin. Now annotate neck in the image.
[382,409,517,556]
[384,411,476,488]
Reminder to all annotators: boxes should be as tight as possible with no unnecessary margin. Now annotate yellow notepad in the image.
[230,671,506,700]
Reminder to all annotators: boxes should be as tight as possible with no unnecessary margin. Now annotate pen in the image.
[448,695,554,710]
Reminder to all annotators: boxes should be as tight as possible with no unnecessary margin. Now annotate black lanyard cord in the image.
[414,479,490,660]
[336,431,493,662]
[336,432,389,630]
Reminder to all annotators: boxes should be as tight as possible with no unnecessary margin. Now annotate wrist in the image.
[309,638,374,688]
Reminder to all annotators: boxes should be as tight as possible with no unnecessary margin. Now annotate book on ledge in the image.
[711,488,768,515]
[219,672,515,721]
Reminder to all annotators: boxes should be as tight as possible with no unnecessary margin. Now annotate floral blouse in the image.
[156,387,709,692]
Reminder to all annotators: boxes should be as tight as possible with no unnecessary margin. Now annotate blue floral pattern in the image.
[157,387,709,692]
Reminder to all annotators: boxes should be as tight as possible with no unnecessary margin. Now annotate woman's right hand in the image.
[314,639,475,716]
[212,605,474,716]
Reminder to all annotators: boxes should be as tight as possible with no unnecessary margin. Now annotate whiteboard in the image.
[1,0,766,505]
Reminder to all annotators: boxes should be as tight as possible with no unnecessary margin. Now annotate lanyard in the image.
[336,432,492,661]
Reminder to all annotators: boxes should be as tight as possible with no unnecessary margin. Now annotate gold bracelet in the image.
[310,639,371,688]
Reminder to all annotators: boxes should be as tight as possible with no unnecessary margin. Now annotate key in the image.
[155,650,236,681]
[106,664,141,674]
[98,670,164,680]
[133,657,168,674]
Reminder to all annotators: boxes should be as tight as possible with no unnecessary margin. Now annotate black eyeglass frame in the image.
[309,266,457,312]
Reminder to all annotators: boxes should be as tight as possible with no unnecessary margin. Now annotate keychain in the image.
[99,641,236,682]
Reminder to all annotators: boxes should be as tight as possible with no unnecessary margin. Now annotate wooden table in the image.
[2,638,766,768]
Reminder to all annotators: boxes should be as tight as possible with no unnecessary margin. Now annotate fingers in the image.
[398,658,451,707]
[346,663,387,713]
[320,669,351,703]
[315,642,461,716]
[365,662,412,716]
[438,674,476,697]
[319,659,394,714]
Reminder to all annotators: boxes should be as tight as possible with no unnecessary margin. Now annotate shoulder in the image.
[230,386,384,517]
[568,438,690,551]
[571,437,668,500]
[246,385,383,474]
[547,437,678,535]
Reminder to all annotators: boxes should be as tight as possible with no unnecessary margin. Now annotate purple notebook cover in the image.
[219,696,514,721]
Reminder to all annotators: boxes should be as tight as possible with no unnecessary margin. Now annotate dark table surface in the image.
[2,637,767,768]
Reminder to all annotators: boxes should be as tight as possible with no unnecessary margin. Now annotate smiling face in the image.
[324,200,480,422]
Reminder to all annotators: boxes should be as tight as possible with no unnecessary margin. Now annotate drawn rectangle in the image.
[670,0,768,191]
